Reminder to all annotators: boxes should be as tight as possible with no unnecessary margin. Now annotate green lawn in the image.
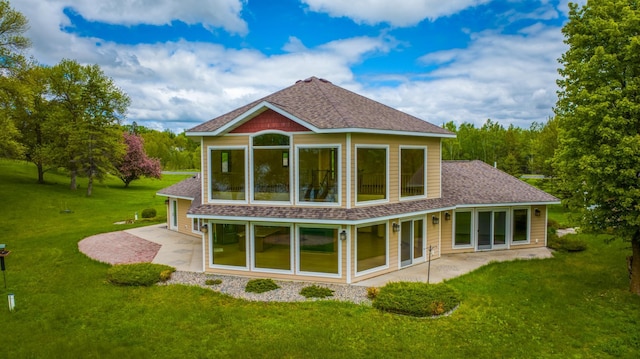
[2,159,640,358]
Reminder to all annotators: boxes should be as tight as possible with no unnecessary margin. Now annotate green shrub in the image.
[141,208,157,218]
[548,233,587,252]
[245,278,279,293]
[106,263,175,286]
[373,282,460,317]
[205,279,222,286]
[300,285,334,298]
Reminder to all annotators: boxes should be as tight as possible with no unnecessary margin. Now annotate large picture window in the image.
[298,147,339,203]
[356,147,387,202]
[298,227,339,275]
[454,211,473,247]
[356,223,387,273]
[252,134,290,202]
[211,223,247,267]
[210,148,246,201]
[400,147,426,198]
[512,208,529,243]
[253,224,292,271]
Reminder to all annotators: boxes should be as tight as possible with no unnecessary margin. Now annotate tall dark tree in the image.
[49,59,130,196]
[554,0,640,294]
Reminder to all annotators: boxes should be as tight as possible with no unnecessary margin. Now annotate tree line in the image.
[0,1,200,195]
[442,117,558,178]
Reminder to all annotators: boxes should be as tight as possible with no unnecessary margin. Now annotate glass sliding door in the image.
[400,219,424,267]
[477,211,492,250]
[477,210,508,250]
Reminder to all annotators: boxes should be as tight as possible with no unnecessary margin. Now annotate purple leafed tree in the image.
[118,132,162,187]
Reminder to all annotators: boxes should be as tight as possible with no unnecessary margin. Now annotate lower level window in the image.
[254,224,291,271]
[356,223,387,273]
[211,223,246,267]
[299,227,339,274]
[454,211,472,246]
[513,209,529,243]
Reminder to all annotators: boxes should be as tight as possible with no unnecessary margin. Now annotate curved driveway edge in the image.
[79,231,161,265]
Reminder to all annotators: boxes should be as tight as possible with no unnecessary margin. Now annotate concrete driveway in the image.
[125,224,203,272]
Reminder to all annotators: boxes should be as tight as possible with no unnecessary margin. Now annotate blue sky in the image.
[13,0,584,133]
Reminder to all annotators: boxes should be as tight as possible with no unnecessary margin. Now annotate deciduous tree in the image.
[49,59,130,196]
[117,132,161,187]
[554,0,640,294]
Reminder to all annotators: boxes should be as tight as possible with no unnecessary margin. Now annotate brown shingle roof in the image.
[188,77,453,136]
[156,175,201,201]
[442,160,559,205]
[183,160,558,222]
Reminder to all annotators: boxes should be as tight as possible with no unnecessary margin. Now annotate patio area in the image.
[80,224,554,286]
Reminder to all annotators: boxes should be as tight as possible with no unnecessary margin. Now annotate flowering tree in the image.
[117,132,161,187]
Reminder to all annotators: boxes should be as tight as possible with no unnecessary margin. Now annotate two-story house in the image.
[158,77,559,284]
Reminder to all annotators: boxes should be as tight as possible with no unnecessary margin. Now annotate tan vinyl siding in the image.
[428,212,443,259]
[440,211,455,254]
[176,198,199,237]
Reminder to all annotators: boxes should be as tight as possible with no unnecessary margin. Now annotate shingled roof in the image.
[156,175,201,204]
[162,160,558,222]
[188,77,453,137]
[442,160,559,205]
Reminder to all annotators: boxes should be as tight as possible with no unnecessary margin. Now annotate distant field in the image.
[1,159,639,358]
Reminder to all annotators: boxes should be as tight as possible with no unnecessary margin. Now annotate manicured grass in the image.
[2,159,640,358]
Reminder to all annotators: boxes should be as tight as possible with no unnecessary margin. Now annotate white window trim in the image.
[296,224,342,279]
[208,220,250,271]
[250,222,294,274]
[452,209,475,249]
[294,144,342,206]
[249,131,293,205]
[208,145,249,204]
[355,144,389,206]
[398,145,427,201]
[511,207,531,245]
[354,221,389,277]
[192,218,203,234]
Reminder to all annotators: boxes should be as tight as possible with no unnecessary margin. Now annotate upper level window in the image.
[400,147,426,198]
[356,146,388,203]
[298,147,339,204]
[252,133,290,202]
[210,148,246,201]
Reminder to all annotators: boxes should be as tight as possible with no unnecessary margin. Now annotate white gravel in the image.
[161,271,372,305]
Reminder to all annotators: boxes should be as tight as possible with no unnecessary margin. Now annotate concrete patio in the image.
[127,224,554,286]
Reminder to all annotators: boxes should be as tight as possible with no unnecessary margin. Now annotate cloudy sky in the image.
[13,0,585,133]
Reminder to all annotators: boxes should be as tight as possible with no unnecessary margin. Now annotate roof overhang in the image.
[186,101,456,139]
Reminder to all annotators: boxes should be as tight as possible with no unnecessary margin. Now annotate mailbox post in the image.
[0,244,9,289]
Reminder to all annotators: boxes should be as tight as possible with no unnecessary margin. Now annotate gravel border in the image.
[161,271,372,305]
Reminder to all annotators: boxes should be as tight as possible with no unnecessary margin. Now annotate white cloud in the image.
[58,0,248,34]
[302,0,491,26]
[366,23,566,128]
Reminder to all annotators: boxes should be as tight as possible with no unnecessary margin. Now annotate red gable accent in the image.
[230,109,310,133]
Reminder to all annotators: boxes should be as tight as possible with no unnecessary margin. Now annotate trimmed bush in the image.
[300,285,334,298]
[373,281,460,317]
[549,233,587,252]
[245,278,279,293]
[106,263,175,286]
[141,208,157,219]
[205,279,222,286]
